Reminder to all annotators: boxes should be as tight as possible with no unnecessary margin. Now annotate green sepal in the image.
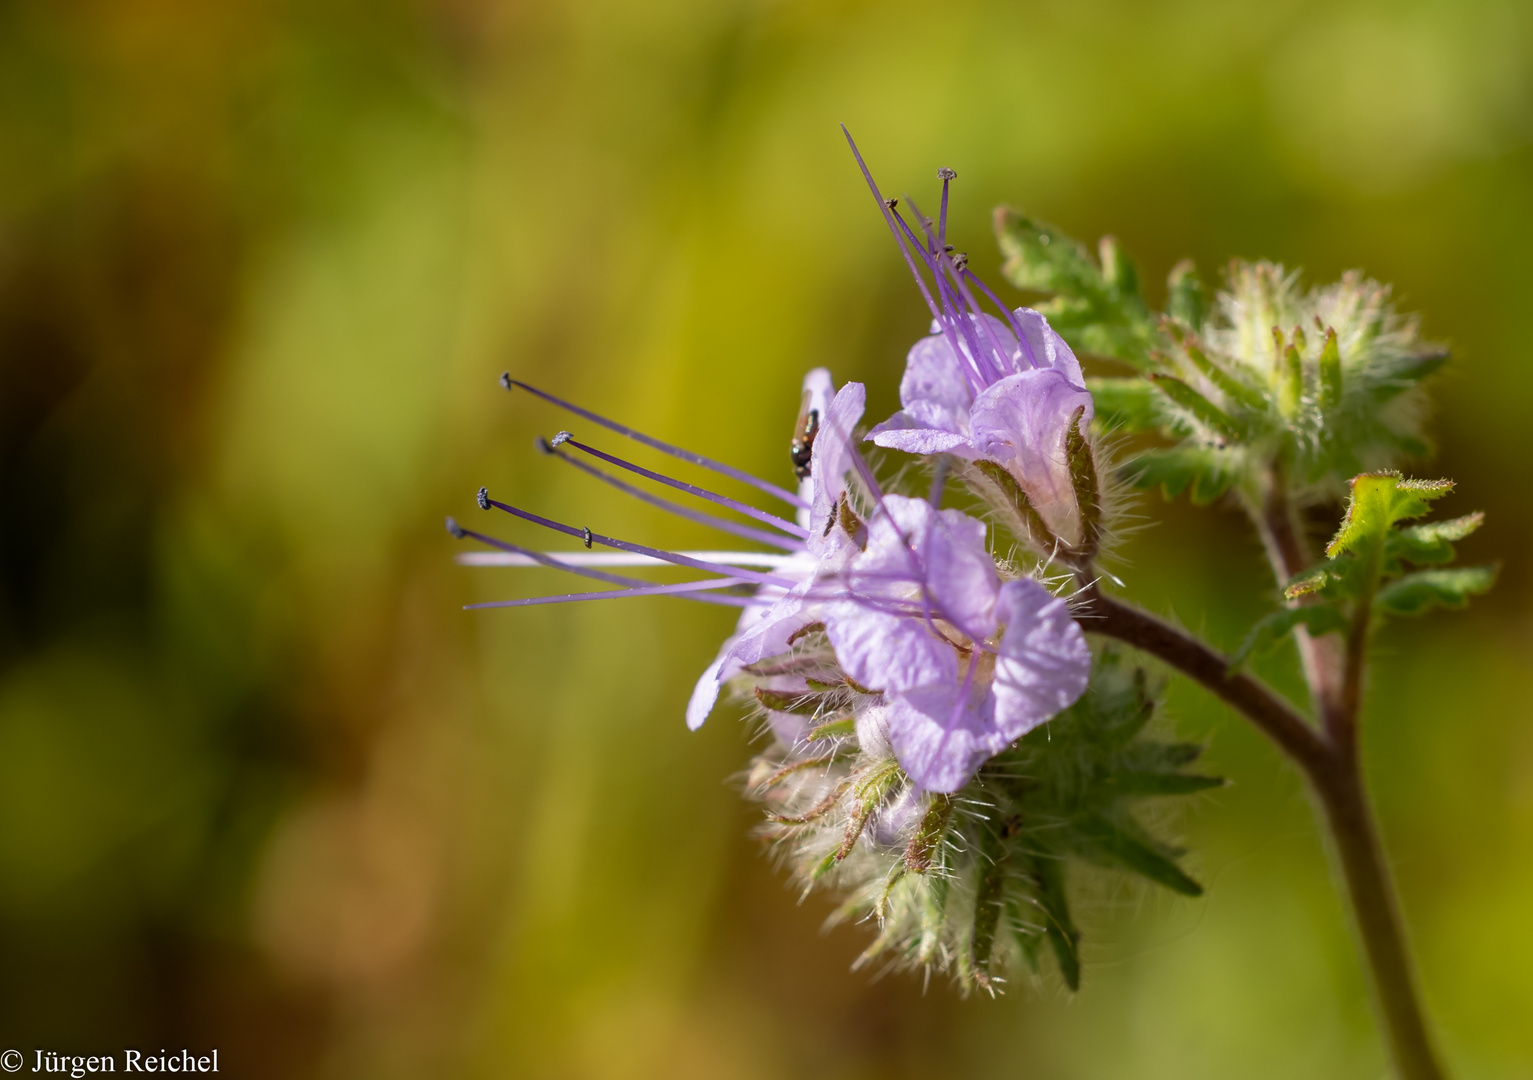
[807,716,857,741]
[969,820,1009,989]
[1086,376,1165,433]
[1318,326,1343,408]
[754,687,834,715]
[1375,566,1497,617]
[1075,814,1204,897]
[1066,406,1102,558]
[1369,349,1449,401]
[1230,603,1349,669]
[1181,342,1268,412]
[1122,447,1238,504]
[1028,853,1081,991]
[1101,771,1225,796]
[1166,259,1207,327]
[971,459,1059,551]
[1148,374,1243,441]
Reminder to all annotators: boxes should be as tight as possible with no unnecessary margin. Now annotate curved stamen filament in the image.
[466,578,753,610]
[561,436,810,539]
[544,440,802,550]
[484,498,801,588]
[503,377,807,508]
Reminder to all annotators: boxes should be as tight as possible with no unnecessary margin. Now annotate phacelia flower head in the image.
[444,134,1226,997]
[841,131,1097,552]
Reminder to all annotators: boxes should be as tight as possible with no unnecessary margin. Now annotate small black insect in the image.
[790,389,820,480]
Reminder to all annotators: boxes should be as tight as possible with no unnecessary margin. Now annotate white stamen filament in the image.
[456,550,799,569]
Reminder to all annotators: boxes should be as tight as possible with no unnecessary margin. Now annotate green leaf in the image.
[1385,512,1484,572]
[1375,566,1497,617]
[1166,259,1207,327]
[1181,342,1268,412]
[993,207,1157,368]
[1230,603,1349,669]
[1326,472,1454,559]
[1122,447,1238,504]
[1087,376,1163,433]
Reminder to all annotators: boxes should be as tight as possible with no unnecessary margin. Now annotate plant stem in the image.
[1079,586,1447,1080]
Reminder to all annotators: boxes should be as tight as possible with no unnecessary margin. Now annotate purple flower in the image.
[868,309,1094,545]
[686,373,868,730]
[842,131,1095,546]
[820,494,1090,792]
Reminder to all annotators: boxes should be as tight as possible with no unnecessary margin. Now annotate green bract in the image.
[994,210,1448,505]
[1233,472,1495,668]
[745,649,1220,995]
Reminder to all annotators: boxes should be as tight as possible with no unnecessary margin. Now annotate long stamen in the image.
[483,497,801,589]
[558,435,810,539]
[841,126,980,392]
[903,198,1006,385]
[502,376,806,508]
[937,166,955,247]
[447,519,751,608]
[889,207,991,391]
[457,551,797,569]
[540,438,801,550]
[465,577,753,610]
[962,269,1034,370]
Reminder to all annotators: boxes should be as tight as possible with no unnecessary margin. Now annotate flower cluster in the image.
[451,138,1217,992]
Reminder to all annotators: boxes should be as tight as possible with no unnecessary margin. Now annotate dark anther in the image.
[581,526,593,549]
[952,252,969,272]
[791,393,820,480]
[536,436,554,454]
[937,167,956,181]
[446,516,466,539]
[499,372,513,390]
[883,197,898,209]
[943,244,955,252]
[550,431,573,448]
[476,487,490,510]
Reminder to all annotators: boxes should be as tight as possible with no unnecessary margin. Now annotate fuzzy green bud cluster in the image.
[995,210,1447,508]
[740,648,1220,995]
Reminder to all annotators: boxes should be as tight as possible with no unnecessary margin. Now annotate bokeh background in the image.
[1,1,1530,1077]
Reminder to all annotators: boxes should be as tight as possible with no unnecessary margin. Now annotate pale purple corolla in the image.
[684,370,866,731]
[843,130,1095,546]
[819,494,1090,792]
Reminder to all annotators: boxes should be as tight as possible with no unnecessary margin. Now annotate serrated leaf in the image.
[1385,512,1484,572]
[1230,603,1349,668]
[1375,566,1497,617]
[1087,376,1163,433]
[993,207,1157,368]
[1327,472,1454,559]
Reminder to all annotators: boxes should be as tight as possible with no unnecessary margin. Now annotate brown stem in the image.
[1309,753,1445,1080]
[1081,587,1328,774]
[1250,469,1346,728]
[1079,585,1447,1080]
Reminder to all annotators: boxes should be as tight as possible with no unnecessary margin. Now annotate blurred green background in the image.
[1,1,1530,1077]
